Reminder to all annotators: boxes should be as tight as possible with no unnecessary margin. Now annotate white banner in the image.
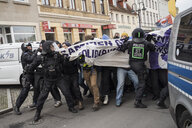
[58,39,130,68]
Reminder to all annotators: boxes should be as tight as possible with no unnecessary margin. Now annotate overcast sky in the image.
[176,0,192,13]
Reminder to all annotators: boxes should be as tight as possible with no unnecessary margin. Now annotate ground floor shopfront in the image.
[0,21,40,44]
[40,21,104,44]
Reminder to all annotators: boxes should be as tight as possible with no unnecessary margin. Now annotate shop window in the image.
[82,0,87,11]
[45,28,55,41]
[175,12,192,63]
[63,29,72,44]
[13,26,36,43]
[79,29,85,42]
[92,0,96,13]
[42,0,50,5]
[92,29,97,38]
[14,0,28,2]
[100,0,105,14]
[70,0,76,9]
[56,0,63,7]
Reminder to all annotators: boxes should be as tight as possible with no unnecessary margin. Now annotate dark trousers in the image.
[16,74,34,108]
[36,77,75,113]
[150,69,168,102]
[64,73,83,102]
[100,67,117,96]
[130,61,147,101]
[33,73,61,104]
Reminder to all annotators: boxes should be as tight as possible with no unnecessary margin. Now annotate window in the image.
[121,15,124,23]
[137,0,140,3]
[63,29,72,44]
[150,12,152,25]
[153,13,156,24]
[45,28,55,41]
[100,0,105,14]
[132,17,135,24]
[123,2,127,9]
[152,0,154,9]
[13,26,36,43]
[42,0,50,5]
[175,12,192,63]
[14,0,28,2]
[113,0,117,7]
[149,0,151,8]
[5,27,12,43]
[116,14,119,22]
[79,29,85,41]
[127,16,130,24]
[155,2,157,10]
[92,29,97,38]
[111,13,114,21]
[146,0,148,7]
[82,0,87,11]
[70,0,76,9]
[92,0,96,13]
[156,14,158,22]
[143,12,146,25]
[147,11,149,26]
[56,0,63,7]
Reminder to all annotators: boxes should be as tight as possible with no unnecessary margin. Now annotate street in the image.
[0,92,176,128]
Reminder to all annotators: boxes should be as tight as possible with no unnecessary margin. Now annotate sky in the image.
[176,0,192,13]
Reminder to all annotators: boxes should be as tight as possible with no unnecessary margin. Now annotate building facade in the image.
[38,0,111,44]
[127,0,169,32]
[0,0,41,44]
[109,0,138,37]
[158,0,169,19]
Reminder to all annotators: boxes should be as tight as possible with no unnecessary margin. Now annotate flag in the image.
[155,15,173,28]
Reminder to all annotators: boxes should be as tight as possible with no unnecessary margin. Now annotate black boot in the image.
[157,100,168,109]
[34,111,41,122]
[134,100,147,108]
[69,107,78,113]
[13,106,22,115]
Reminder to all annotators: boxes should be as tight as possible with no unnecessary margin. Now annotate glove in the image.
[146,34,154,42]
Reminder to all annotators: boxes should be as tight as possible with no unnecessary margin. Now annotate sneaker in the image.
[29,103,36,109]
[69,107,78,113]
[54,101,62,108]
[134,100,147,108]
[157,100,168,109]
[92,104,100,111]
[103,95,109,105]
[116,101,123,107]
[13,106,22,115]
[78,101,84,110]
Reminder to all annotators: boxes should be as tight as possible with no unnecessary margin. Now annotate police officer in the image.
[119,28,155,108]
[29,40,62,109]
[14,43,36,115]
[29,40,77,122]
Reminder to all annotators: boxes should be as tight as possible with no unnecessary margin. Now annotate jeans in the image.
[116,68,138,105]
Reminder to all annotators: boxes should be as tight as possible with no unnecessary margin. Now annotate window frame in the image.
[42,0,50,5]
[56,0,63,8]
[70,0,76,10]
[100,0,105,14]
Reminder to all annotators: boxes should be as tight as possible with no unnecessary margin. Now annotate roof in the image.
[109,3,137,15]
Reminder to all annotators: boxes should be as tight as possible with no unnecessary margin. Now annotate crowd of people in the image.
[13,28,169,122]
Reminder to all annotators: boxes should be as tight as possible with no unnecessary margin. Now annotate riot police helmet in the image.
[42,40,55,55]
[132,28,145,43]
[21,42,32,52]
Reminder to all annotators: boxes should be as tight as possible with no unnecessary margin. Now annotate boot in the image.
[103,95,109,105]
[34,111,41,122]
[78,101,84,110]
[54,101,62,108]
[69,107,78,113]
[157,100,168,109]
[29,103,37,109]
[92,104,100,112]
[134,100,147,108]
[13,106,22,115]
[83,88,89,96]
